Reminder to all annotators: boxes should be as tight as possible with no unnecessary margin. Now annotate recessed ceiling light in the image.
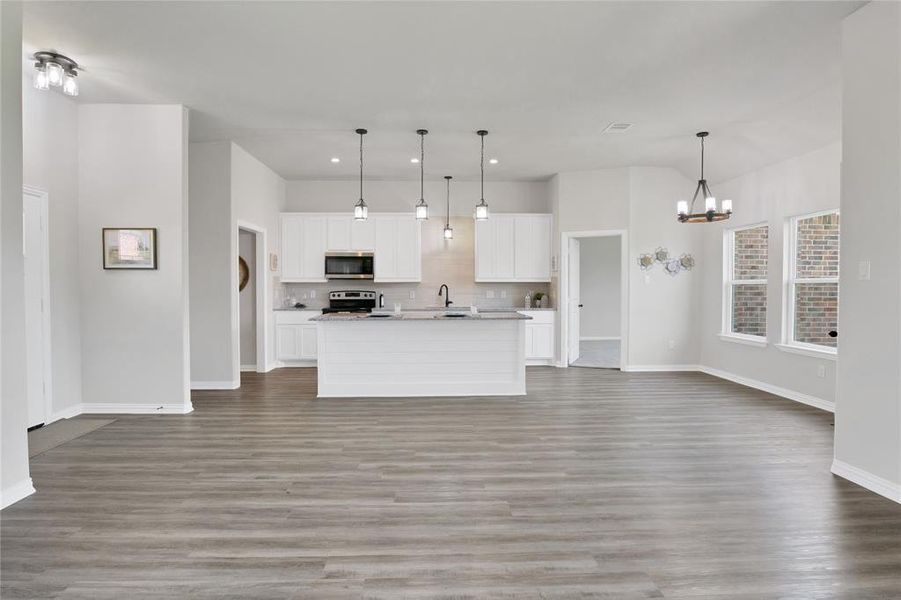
[489,158,499,165]
[410,158,420,164]
[602,122,634,133]
[330,157,340,163]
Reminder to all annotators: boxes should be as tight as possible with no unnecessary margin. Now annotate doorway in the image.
[561,230,627,370]
[235,221,268,379]
[23,186,52,429]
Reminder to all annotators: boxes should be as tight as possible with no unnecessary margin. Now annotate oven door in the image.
[325,252,374,279]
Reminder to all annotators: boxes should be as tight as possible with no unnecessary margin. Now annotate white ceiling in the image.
[23,1,861,183]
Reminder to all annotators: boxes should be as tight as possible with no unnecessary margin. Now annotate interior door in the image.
[568,237,581,364]
[24,193,47,428]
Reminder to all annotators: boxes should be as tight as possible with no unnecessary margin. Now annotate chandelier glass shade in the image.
[677,132,732,223]
[353,128,368,221]
[475,130,489,220]
[443,176,454,240]
[414,129,429,220]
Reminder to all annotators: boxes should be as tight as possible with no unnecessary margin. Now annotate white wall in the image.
[188,141,233,386]
[239,230,256,367]
[833,1,901,500]
[698,143,841,407]
[1,0,34,509]
[230,143,284,373]
[78,105,192,413]
[579,236,621,339]
[285,179,550,216]
[22,73,83,420]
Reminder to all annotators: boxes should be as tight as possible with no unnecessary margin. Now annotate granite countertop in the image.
[274,306,323,311]
[276,306,555,312]
[311,311,532,322]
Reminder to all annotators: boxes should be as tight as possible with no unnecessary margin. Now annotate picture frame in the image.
[102,228,158,270]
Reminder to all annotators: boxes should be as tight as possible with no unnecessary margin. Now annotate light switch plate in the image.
[310,290,316,299]
[500,290,507,299]
[817,365,826,378]
[858,260,871,280]
[409,290,415,299]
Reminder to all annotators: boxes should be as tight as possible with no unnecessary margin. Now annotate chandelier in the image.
[33,51,79,97]
[677,132,732,223]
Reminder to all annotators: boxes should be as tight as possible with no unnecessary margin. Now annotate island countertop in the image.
[311,310,531,322]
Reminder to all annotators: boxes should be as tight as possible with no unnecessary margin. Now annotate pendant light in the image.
[414,129,429,220]
[443,176,454,240]
[474,130,489,220]
[677,132,732,223]
[353,128,368,221]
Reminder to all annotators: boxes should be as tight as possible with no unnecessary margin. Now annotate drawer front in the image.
[519,310,556,324]
[274,310,320,325]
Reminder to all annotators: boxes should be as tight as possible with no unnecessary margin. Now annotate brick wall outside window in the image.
[793,213,839,347]
[729,225,768,337]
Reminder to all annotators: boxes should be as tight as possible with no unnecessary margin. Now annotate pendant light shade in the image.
[354,128,369,221]
[677,132,732,223]
[475,130,489,220]
[414,129,429,220]
[443,176,454,240]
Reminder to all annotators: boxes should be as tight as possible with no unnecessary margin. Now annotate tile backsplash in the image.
[275,217,552,310]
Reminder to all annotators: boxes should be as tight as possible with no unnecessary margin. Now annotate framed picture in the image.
[102,228,158,270]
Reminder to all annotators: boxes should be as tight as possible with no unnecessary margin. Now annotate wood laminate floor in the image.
[2,368,901,599]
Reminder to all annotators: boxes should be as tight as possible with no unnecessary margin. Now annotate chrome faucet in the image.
[438,284,452,308]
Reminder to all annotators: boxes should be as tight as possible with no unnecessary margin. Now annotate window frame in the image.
[782,209,839,356]
[722,222,769,344]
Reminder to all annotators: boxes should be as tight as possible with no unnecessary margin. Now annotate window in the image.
[724,224,769,340]
[786,211,839,352]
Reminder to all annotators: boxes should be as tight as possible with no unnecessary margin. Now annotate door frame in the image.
[559,229,628,369]
[23,185,53,425]
[235,221,269,376]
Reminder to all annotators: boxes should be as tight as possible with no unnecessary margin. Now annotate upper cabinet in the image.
[374,215,421,282]
[281,214,327,282]
[280,213,420,283]
[476,214,552,282]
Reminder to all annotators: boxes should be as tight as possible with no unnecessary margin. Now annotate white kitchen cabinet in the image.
[327,216,375,251]
[280,214,327,282]
[275,311,318,363]
[520,310,555,363]
[374,214,421,282]
[476,213,551,282]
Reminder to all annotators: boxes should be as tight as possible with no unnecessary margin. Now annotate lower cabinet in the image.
[274,311,319,363]
[520,310,556,362]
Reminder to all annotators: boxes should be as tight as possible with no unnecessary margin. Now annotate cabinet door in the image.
[276,325,300,360]
[524,324,535,358]
[495,216,516,279]
[394,216,420,280]
[350,218,375,250]
[514,215,552,281]
[533,215,552,281]
[374,217,397,280]
[530,323,554,359]
[299,324,318,359]
[280,216,303,281]
[326,216,351,251]
[475,219,494,280]
[301,216,327,280]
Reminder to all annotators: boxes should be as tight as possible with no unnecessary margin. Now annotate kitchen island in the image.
[310,311,531,397]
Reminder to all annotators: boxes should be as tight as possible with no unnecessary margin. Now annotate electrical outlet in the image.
[302,292,308,299]
[817,365,826,378]
[486,290,495,299]
[409,290,415,300]
[310,290,316,299]
[644,274,651,285]
[668,339,676,350]
[500,290,507,299]
[859,260,871,280]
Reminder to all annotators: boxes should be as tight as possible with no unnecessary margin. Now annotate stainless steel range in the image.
[322,290,376,314]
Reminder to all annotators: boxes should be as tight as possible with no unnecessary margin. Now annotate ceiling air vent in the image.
[603,122,633,133]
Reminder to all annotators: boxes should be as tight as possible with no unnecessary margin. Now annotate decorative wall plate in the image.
[654,247,669,263]
[679,253,696,270]
[664,259,682,276]
[638,254,654,270]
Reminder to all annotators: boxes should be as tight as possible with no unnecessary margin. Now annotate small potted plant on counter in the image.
[533,292,546,309]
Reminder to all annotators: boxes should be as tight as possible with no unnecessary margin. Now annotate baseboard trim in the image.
[1,478,36,510]
[832,459,901,504]
[580,336,621,341]
[622,364,700,372]
[190,380,240,390]
[47,404,83,425]
[81,403,194,415]
[240,364,257,372]
[698,366,834,413]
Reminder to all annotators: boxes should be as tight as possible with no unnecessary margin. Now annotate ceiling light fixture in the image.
[475,130,489,221]
[353,128,368,221]
[410,158,419,164]
[443,176,454,240]
[414,129,429,221]
[677,132,732,223]
[33,51,79,97]
[489,158,499,165]
[330,157,340,163]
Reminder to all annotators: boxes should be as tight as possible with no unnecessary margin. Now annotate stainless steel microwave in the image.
[324,252,374,279]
